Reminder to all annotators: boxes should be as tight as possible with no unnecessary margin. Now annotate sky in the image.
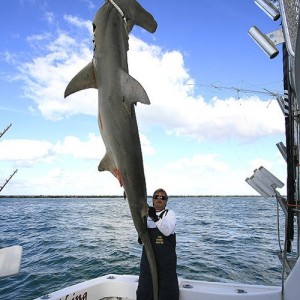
[0,0,287,196]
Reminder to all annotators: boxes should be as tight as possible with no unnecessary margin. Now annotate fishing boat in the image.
[4,0,299,299]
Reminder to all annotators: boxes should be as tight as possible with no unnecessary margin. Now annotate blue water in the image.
[0,196,284,300]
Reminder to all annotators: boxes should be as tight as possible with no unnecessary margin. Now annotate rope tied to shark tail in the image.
[106,0,128,34]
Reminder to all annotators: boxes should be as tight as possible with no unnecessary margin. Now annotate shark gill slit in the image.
[98,114,103,130]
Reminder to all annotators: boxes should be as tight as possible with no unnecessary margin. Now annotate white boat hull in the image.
[35,257,300,300]
[35,274,282,300]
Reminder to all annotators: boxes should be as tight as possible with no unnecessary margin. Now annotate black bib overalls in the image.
[136,224,179,300]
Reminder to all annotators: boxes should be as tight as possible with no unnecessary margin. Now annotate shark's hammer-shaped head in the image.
[97,0,157,35]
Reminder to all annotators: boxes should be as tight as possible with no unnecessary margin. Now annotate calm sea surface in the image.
[0,196,285,300]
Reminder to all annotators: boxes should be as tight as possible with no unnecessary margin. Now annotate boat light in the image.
[254,0,280,21]
[248,26,283,59]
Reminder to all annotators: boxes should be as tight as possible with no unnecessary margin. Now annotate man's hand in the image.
[138,236,142,244]
[148,206,159,222]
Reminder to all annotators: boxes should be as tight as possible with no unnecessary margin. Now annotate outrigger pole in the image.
[0,169,18,192]
[0,124,12,139]
[0,124,18,192]
[0,124,22,278]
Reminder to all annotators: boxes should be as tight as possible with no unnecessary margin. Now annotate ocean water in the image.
[0,196,284,300]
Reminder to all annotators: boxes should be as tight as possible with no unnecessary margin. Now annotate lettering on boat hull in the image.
[59,292,87,300]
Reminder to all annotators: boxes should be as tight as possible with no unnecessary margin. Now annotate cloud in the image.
[1,11,286,196]
[81,0,96,10]
[140,134,155,155]
[1,51,19,65]
[165,153,229,173]
[0,139,55,166]
[128,36,284,141]
[0,127,155,195]
[44,11,56,25]
[64,15,92,33]
[0,134,100,167]
[54,133,104,159]
[145,152,242,195]
[18,31,95,120]
[11,21,284,142]
[0,132,153,166]
[163,96,283,141]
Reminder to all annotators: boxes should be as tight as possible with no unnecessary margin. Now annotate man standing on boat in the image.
[136,188,179,300]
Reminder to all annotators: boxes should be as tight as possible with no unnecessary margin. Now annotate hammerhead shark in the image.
[64,0,158,299]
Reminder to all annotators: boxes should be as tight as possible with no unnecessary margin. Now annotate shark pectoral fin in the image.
[64,61,97,98]
[120,70,151,116]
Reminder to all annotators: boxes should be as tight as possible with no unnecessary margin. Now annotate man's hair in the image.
[152,188,168,200]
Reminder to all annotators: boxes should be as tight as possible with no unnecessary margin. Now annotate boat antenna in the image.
[188,83,283,101]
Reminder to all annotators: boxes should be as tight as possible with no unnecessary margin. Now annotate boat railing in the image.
[278,0,299,58]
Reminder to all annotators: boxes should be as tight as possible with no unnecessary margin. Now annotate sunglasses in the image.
[154,195,167,200]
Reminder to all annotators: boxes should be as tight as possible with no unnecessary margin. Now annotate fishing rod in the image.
[0,169,18,192]
[0,124,12,139]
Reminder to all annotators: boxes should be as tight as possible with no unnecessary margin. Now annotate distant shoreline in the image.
[0,195,262,198]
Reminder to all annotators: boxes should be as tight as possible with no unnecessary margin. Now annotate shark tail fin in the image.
[140,231,158,300]
[64,61,97,98]
[120,70,151,116]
